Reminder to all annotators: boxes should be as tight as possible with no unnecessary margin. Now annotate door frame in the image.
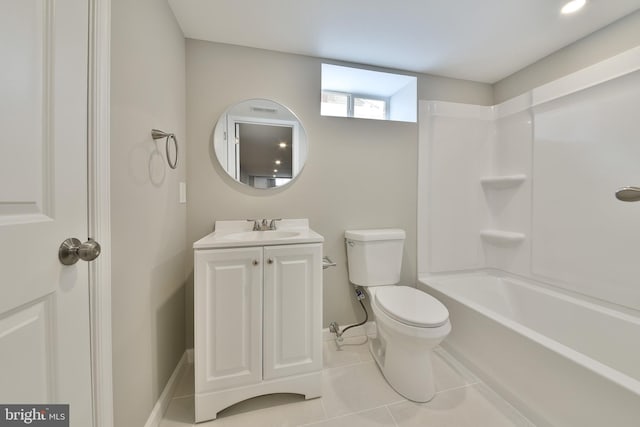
[88,0,113,426]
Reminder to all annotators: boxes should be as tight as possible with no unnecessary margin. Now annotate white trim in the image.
[143,352,190,427]
[493,92,531,119]
[421,100,494,120]
[87,0,113,426]
[532,45,640,107]
[423,46,640,122]
[495,45,640,117]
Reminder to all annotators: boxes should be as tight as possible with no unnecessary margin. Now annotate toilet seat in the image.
[374,286,449,328]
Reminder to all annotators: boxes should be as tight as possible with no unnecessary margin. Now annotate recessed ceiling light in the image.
[561,0,586,14]
[275,160,281,165]
[273,169,278,173]
[279,142,287,148]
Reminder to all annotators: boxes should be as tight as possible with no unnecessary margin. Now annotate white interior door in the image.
[0,0,93,425]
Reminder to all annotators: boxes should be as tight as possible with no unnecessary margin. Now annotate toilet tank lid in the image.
[345,229,406,241]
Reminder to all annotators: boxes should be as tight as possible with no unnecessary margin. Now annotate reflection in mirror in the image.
[213,99,308,189]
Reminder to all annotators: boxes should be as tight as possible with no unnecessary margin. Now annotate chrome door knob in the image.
[59,238,102,265]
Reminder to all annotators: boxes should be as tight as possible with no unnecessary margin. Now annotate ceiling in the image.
[167,0,640,83]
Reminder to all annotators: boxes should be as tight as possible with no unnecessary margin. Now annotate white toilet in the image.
[345,228,451,402]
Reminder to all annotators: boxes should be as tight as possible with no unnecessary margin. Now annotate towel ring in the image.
[151,129,178,169]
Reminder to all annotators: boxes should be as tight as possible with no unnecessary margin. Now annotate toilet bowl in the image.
[345,229,451,402]
[367,286,451,401]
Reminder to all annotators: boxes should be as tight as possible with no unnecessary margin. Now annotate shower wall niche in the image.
[417,98,532,278]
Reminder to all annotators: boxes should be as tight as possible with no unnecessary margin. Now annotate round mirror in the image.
[213,99,308,189]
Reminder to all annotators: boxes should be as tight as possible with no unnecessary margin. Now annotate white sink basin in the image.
[221,230,301,241]
[193,219,324,249]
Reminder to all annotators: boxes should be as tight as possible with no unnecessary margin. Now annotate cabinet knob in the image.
[268,258,274,264]
[253,260,259,266]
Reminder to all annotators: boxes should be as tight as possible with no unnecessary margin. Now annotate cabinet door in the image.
[195,247,263,392]
[263,244,322,379]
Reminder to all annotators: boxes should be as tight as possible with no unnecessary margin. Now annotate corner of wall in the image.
[493,9,640,103]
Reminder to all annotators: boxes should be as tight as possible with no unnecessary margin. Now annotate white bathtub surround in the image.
[418,44,640,308]
[419,272,640,427]
[418,46,640,426]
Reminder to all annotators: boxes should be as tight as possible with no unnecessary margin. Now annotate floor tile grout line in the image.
[472,383,537,426]
[167,344,523,426]
[434,376,483,395]
[298,400,407,426]
[384,404,400,427]
[433,382,478,396]
[318,396,329,423]
[434,348,483,385]
[322,358,373,371]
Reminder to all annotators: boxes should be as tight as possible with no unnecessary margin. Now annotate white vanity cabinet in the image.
[194,246,263,393]
[263,244,322,379]
[194,235,323,422]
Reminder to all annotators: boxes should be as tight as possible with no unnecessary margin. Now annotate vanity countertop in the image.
[193,219,324,250]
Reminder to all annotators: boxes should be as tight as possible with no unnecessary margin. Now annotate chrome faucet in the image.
[269,219,281,230]
[247,218,282,231]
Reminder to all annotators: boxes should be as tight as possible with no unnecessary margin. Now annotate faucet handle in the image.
[246,219,260,231]
[269,219,282,230]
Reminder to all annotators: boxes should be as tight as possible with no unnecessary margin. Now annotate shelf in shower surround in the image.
[480,174,526,189]
[480,229,526,246]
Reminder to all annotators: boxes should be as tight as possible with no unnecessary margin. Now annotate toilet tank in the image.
[345,229,406,286]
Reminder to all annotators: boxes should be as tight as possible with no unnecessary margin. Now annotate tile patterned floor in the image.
[160,336,534,426]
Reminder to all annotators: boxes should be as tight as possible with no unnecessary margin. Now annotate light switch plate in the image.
[179,182,186,204]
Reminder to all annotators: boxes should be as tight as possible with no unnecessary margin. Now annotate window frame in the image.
[321,90,390,120]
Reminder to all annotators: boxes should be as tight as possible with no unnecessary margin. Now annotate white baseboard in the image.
[143,350,189,427]
[322,321,375,341]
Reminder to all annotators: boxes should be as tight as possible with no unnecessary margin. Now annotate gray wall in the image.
[494,9,640,103]
[185,40,492,348]
[110,0,187,426]
[105,3,640,422]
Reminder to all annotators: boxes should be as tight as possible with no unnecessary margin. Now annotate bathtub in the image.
[418,271,640,427]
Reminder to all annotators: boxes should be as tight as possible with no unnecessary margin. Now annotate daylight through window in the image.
[321,64,417,122]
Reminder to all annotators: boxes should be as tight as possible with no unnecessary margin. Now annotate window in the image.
[354,96,387,120]
[321,92,349,117]
[321,91,388,120]
[321,64,417,122]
